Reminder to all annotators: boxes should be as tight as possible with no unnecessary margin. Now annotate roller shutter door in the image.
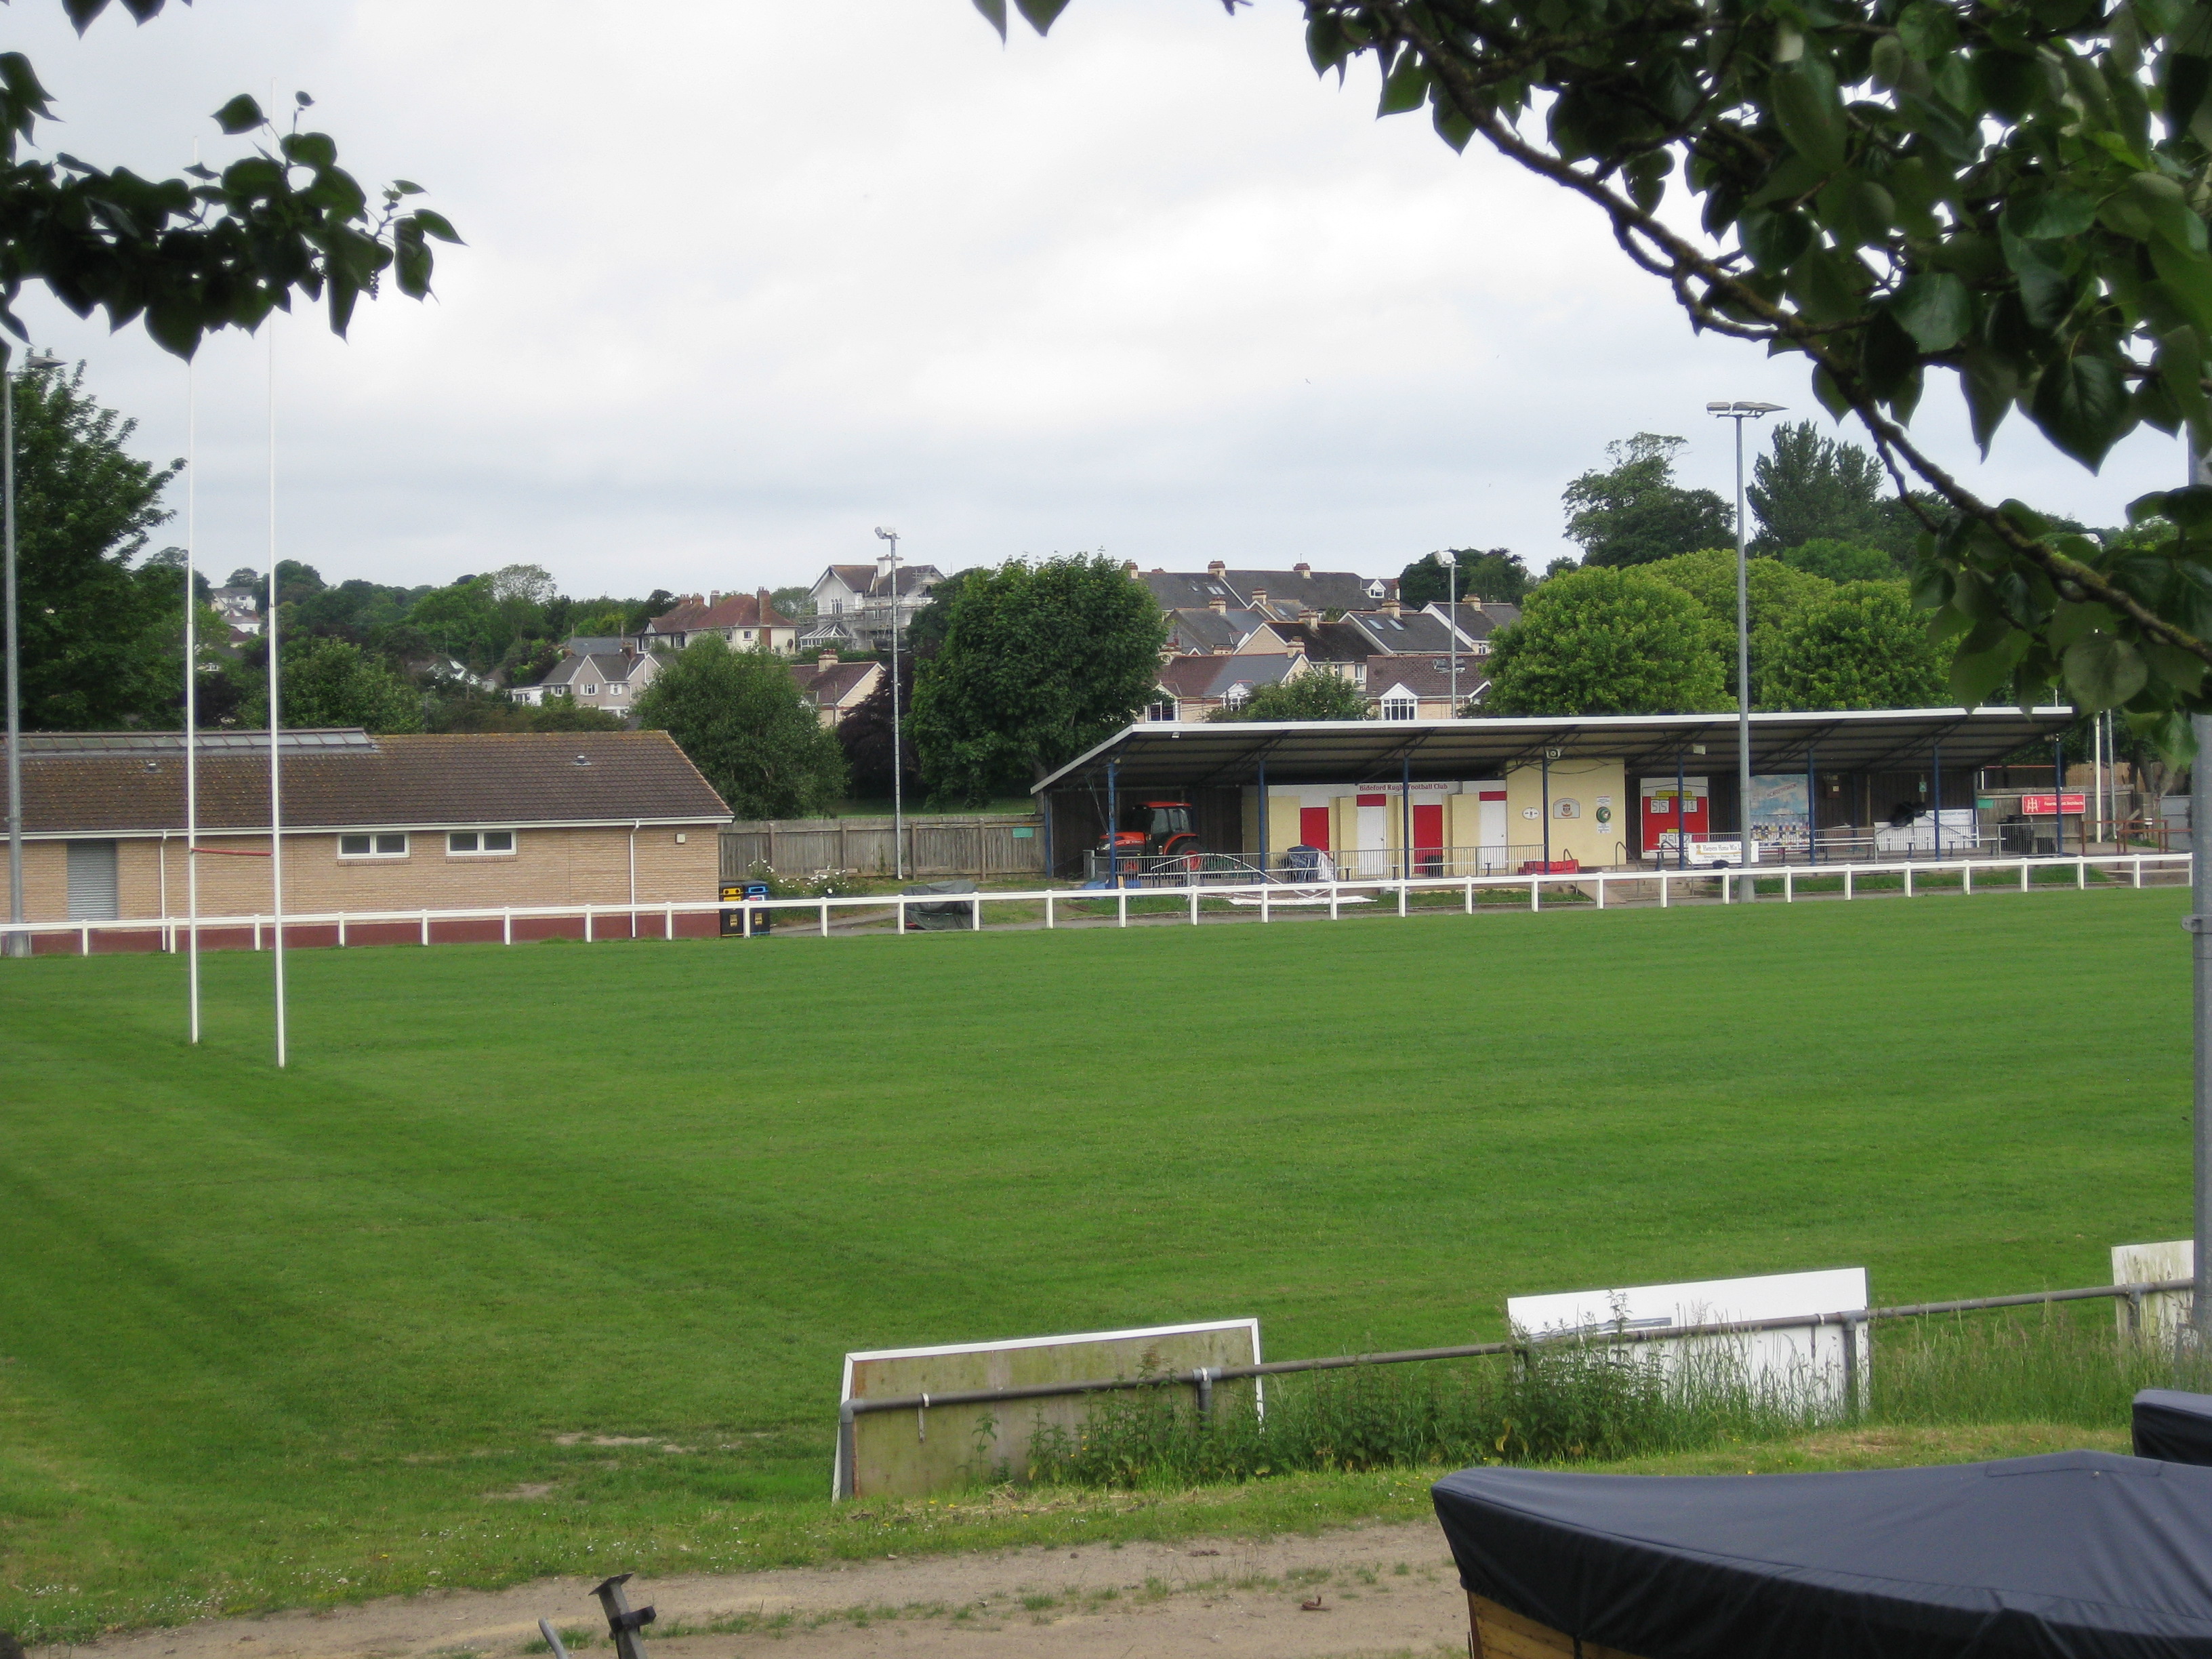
[66,839,118,920]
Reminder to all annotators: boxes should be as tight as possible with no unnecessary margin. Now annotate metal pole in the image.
[1734,415,1754,901]
[3,349,20,958]
[185,355,199,1037]
[1541,752,1551,870]
[876,527,904,881]
[2194,711,2212,1347]
[2055,735,2066,863]
[268,325,286,1069]
[1676,750,1686,870]
[1256,753,1267,877]
[1806,742,1817,867]
[1107,758,1118,886]
[1401,752,1411,882]
[1448,552,1458,716]
[1932,741,1943,860]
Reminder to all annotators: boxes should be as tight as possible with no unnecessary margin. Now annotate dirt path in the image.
[52,1522,1466,1659]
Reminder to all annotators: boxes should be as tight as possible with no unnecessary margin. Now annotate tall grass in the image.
[1023,1311,2212,1490]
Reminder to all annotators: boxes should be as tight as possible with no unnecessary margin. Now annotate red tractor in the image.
[1102,800,1203,863]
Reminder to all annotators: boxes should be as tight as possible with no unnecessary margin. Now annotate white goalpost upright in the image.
[184,355,200,1042]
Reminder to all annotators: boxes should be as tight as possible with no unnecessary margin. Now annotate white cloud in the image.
[5,0,2190,599]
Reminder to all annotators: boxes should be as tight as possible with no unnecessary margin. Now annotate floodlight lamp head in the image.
[22,351,61,371]
[874,526,897,542]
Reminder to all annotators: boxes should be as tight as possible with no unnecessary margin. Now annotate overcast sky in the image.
[9,0,2194,599]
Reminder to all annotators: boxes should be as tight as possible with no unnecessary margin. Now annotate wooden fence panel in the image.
[722,816,1044,880]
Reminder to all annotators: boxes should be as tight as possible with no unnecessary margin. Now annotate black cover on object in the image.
[2135,1390,2212,1467]
[1432,1451,2212,1659]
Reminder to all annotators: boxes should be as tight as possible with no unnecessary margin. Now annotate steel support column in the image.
[1807,743,1818,866]
[2195,711,2212,1348]
[1932,742,1944,859]
[1257,754,1268,878]
[1107,760,1118,886]
[1542,752,1552,870]
[1676,750,1687,870]
[1401,752,1412,882]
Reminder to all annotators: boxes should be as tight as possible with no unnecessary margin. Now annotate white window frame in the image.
[608,682,624,697]
[447,830,517,857]
[1381,695,1418,721]
[339,832,409,859]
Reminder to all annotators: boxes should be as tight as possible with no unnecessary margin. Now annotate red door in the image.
[1299,806,1331,850]
[1414,803,1444,875]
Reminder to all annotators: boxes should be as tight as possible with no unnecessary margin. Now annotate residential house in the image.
[3,729,732,932]
[1148,653,1305,722]
[1364,655,1486,720]
[1425,600,1521,654]
[790,652,883,728]
[209,584,261,638]
[636,590,800,656]
[803,553,943,652]
[519,636,661,716]
[1160,607,1287,656]
[1261,616,1382,684]
[1134,562,1397,622]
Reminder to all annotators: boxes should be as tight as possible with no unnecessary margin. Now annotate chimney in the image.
[1298,607,1320,624]
[1123,560,1139,577]
[1208,596,1227,614]
[1250,587,1268,609]
[708,590,721,605]
[1285,634,1305,659]
[819,650,838,671]
[1207,560,1226,578]
[758,587,773,620]
[877,550,895,579]
[1382,598,1402,618]
[1293,562,1311,577]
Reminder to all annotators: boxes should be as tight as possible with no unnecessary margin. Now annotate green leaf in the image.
[1960,345,2019,452]
[2063,634,2150,708]
[408,209,461,244]
[211,94,262,135]
[2150,237,2212,332]
[2030,354,2131,468]
[2165,50,2212,136]
[1380,49,1429,115]
[1771,60,1847,173]
[1015,0,1070,31]
[1889,272,1971,350]
[1949,623,2031,705]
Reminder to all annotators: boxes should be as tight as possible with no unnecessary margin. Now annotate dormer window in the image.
[1382,694,1417,720]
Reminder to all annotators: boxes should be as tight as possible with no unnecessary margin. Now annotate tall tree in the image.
[12,363,191,729]
[982,5,2212,745]
[1748,422,1891,554]
[838,658,919,801]
[1483,567,1730,715]
[1562,435,1734,569]
[241,636,422,733]
[636,637,846,819]
[1206,672,1371,722]
[1778,539,1899,586]
[1763,583,1951,711]
[911,556,1168,802]
[1641,547,1837,705]
[1398,548,1529,608]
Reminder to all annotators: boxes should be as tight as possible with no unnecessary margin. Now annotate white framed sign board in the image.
[1507,1267,1868,1414]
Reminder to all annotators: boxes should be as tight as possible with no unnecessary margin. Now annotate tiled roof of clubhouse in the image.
[5,730,733,835]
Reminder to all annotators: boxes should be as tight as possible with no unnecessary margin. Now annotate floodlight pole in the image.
[1709,400,1783,899]
[268,325,287,1069]
[875,526,903,880]
[185,355,200,1039]
[2190,441,2212,1347]
[1447,553,1458,716]
[4,348,61,960]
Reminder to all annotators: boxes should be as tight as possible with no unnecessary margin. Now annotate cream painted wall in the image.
[1503,759,1627,867]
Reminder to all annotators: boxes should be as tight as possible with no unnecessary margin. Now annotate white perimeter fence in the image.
[0,851,2190,957]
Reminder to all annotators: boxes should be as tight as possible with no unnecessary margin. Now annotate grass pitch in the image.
[0,888,2193,1635]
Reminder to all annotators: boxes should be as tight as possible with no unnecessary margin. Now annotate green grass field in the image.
[0,888,2194,1637]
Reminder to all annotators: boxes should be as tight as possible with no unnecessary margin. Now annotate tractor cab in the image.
[1103,800,1201,858]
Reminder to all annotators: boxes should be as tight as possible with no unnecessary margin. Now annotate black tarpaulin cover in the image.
[1432,1451,2212,1658]
[2136,1391,2212,1467]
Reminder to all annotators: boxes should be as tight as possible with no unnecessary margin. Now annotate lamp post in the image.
[1447,552,1458,717]
[5,346,64,959]
[874,526,903,882]
[1707,399,1784,900]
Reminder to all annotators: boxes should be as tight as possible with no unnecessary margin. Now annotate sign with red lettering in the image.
[2021,793,2087,815]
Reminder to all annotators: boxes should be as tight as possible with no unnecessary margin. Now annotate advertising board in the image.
[836,1318,1261,1499]
[1507,1268,1868,1415]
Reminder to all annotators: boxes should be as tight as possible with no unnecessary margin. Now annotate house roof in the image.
[1156,653,1300,701]
[790,660,880,707]
[567,635,626,657]
[5,730,733,835]
[1345,609,1459,653]
[1162,608,1276,653]
[643,592,792,634]
[535,649,651,690]
[1036,707,2083,794]
[819,563,943,600]
[1429,601,1522,641]
[1364,655,1475,701]
[1267,619,1375,663]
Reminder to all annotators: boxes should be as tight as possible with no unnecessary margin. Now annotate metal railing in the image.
[3,850,2191,955]
[830,1274,2195,1497]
